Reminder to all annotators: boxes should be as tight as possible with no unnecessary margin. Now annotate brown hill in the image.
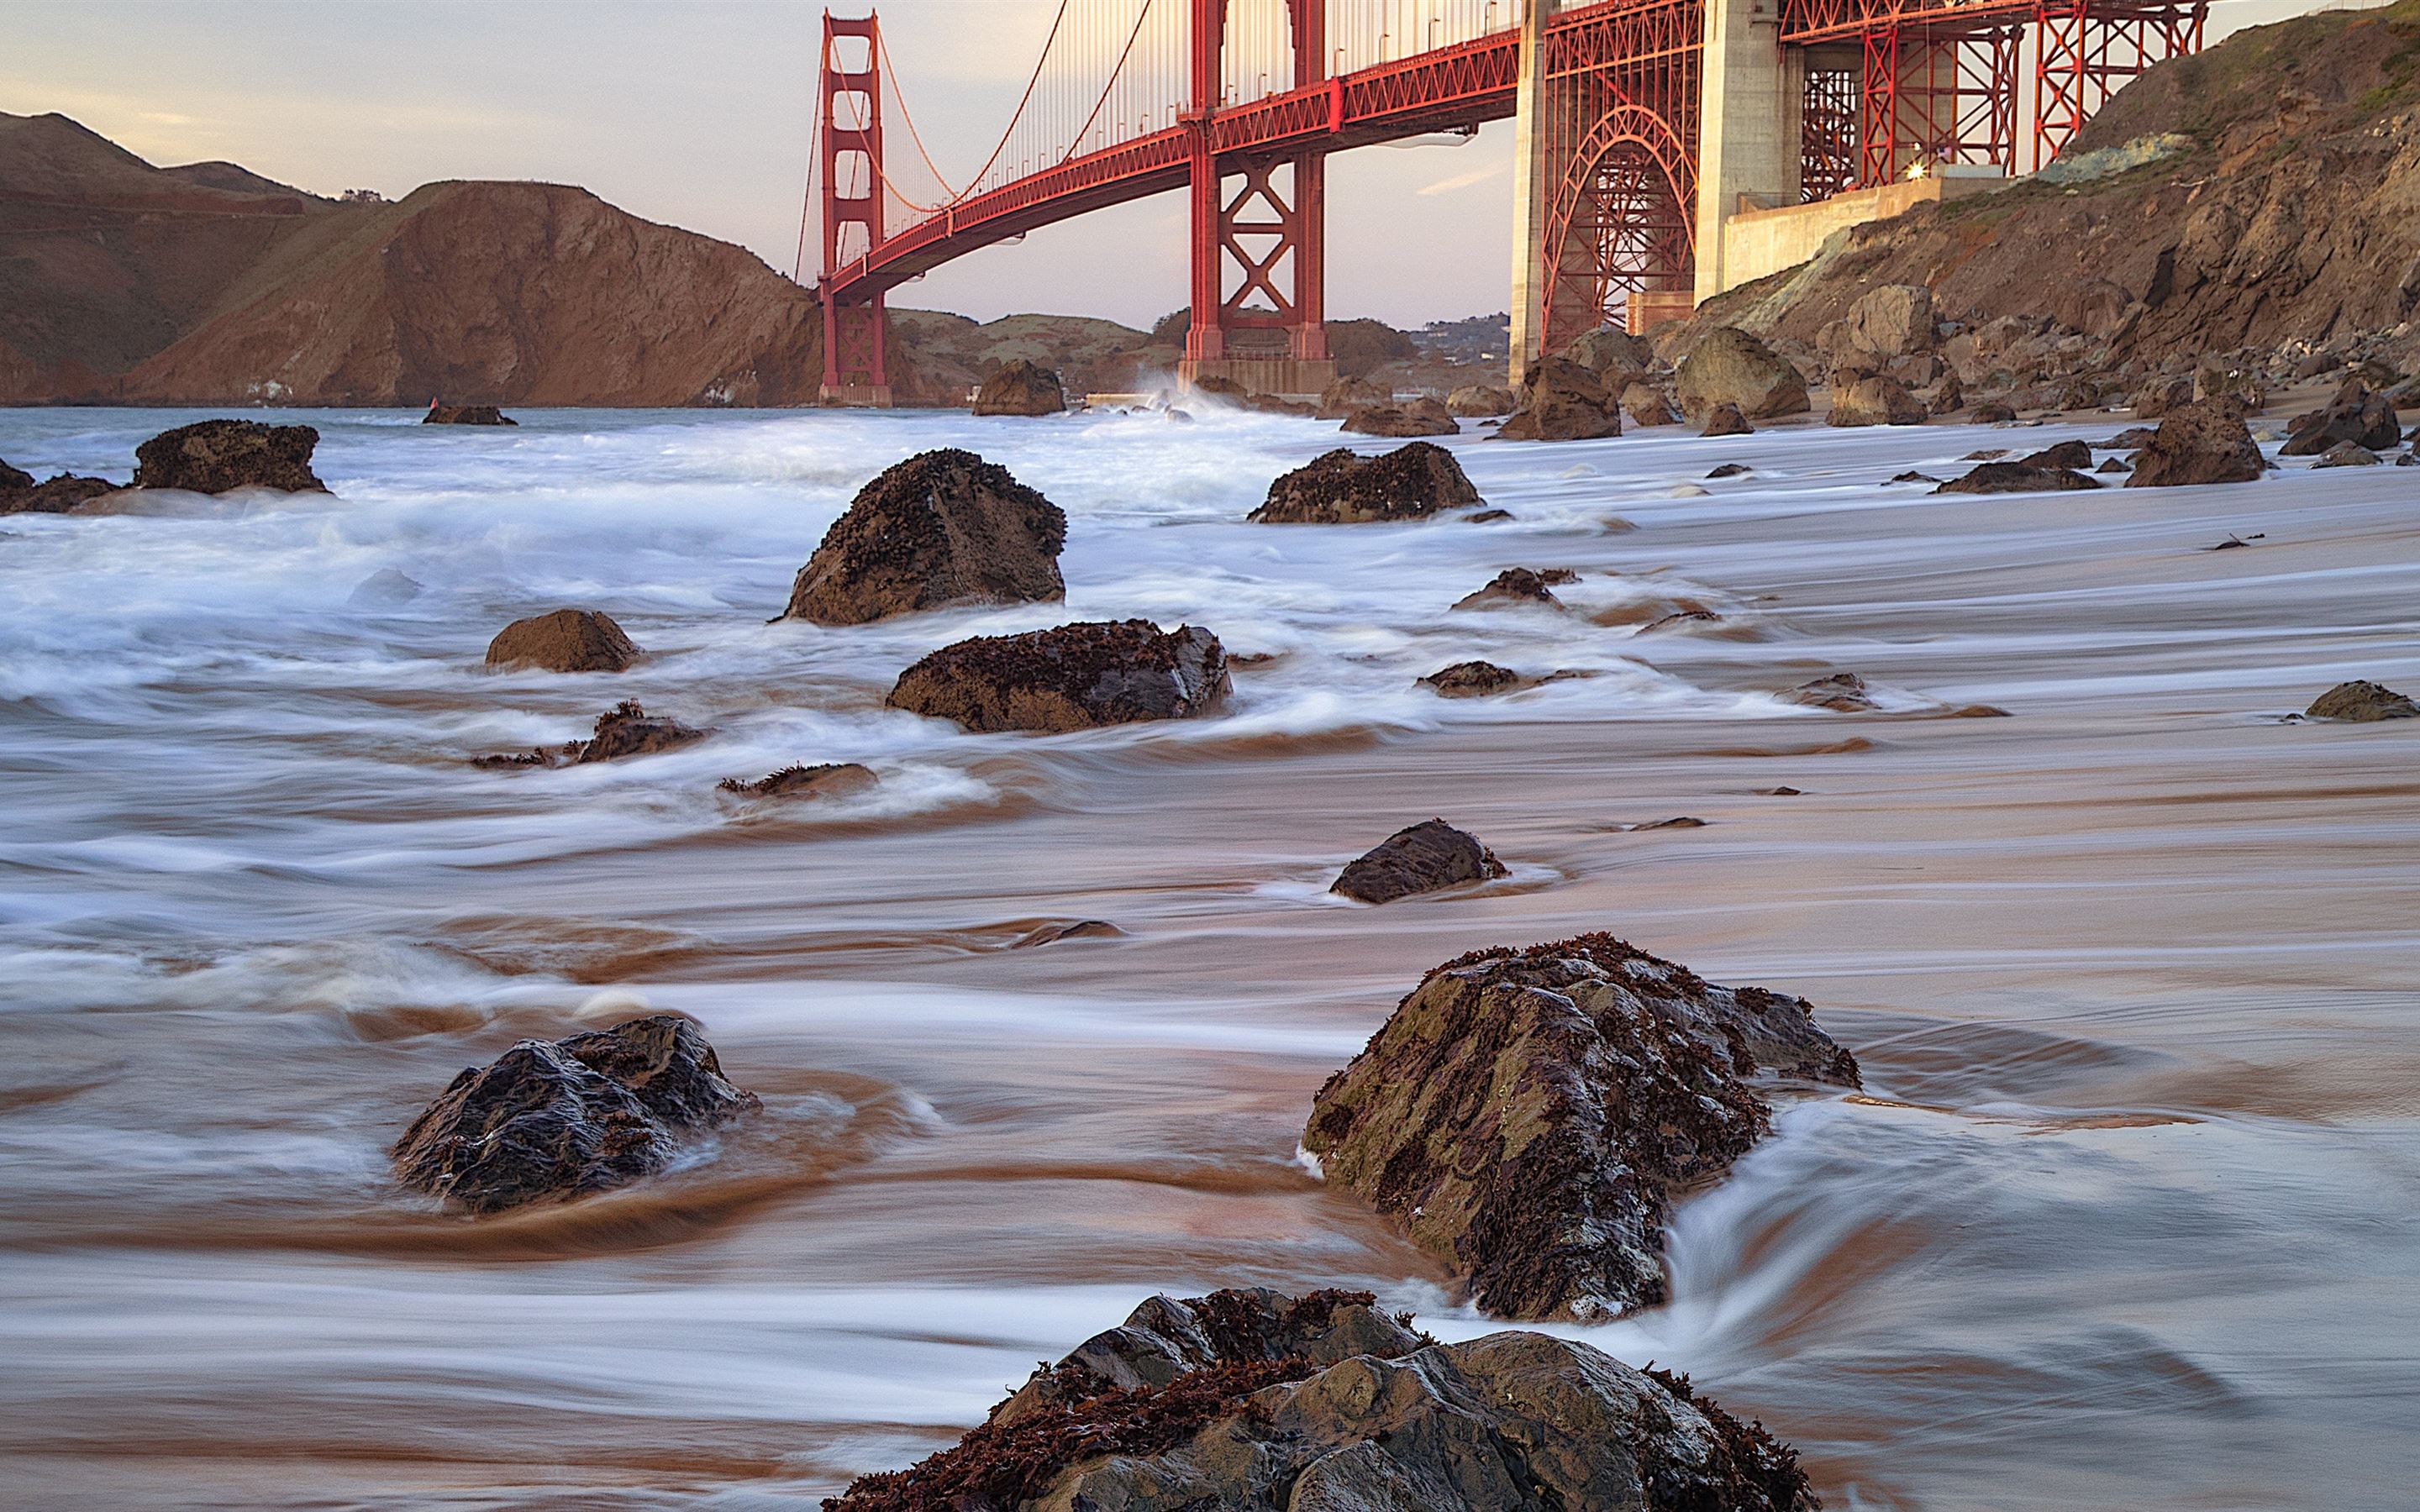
[1670,0,2420,397]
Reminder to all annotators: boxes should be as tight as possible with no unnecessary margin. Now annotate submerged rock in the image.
[1418,659,1539,697]
[349,569,425,608]
[132,419,326,493]
[826,1288,1815,1512]
[2305,680,2417,721]
[1451,566,1563,612]
[970,358,1068,417]
[574,700,709,761]
[1249,442,1482,523]
[782,449,1066,625]
[717,762,877,799]
[0,462,117,515]
[887,619,1229,733]
[1781,671,1878,711]
[423,403,516,425]
[1303,934,1859,1320]
[485,608,641,673]
[1933,461,2101,494]
[390,1014,759,1213]
[1341,395,1457,437]
[1676,328,1809,426]
[2127,398,2265,488]
[1331,819,1507,904]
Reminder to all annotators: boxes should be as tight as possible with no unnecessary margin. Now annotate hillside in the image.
[1671,0,2420,396]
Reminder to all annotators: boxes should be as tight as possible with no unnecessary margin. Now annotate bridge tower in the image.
[818,11,892,407]
[1180,0,1338,398]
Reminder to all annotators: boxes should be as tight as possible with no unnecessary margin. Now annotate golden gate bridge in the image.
[802,0,2207,405]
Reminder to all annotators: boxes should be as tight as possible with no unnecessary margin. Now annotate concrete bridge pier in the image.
[1691,0,1802,308]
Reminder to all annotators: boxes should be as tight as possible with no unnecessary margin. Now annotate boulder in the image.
[1928,373,1966,415]
[131,419,327,493]
[2096,427,2158,449]
[2133,374,2195,419]
[1676,328,1811,425]
[1445,384,1515,416]
[1781,672,1877,711]
[886,619,1229,733]
[1451,567,1562,612]
[1560,326,1654,375]
[2097,456,2133,474]
[970,358,1067,417]
[717,762,877,799]
[2017,439,2093,470]
[1839,282,1935,358]
[390,1014,758,1214]
[2314,442,2383,467]
[1971,400,2018,423]
[1316,375,1390,419]
[1303,934,1859,1320]
[1418,659,1538,697]
[2194,360,2267,412]
[423,403,516,425]
[1495,357,1621,441]
[825,1289,1816,1512]
[1331,819,1507,903]
[1700,402,1754,437]
[1341,396,1457,437]
[2281,378,2402,456]
[1249,442,1481,523]
[781,449,1066,624]
[0,462,117,515]
[2127,398,2265,488]
[485,608,641,673]
[1620,381,1679,426]
[1827,374,1926,427]
[2305,680,2417,721]
[1933,462,2102,494]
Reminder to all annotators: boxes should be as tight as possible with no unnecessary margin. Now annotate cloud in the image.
[1417,162,1502,197]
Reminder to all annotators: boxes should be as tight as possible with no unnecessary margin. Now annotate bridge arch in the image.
[1541,103,1697,354]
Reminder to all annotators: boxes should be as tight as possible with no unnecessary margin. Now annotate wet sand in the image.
[2,405,2415,1509]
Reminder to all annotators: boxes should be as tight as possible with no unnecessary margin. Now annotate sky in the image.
[0,0,2375,333]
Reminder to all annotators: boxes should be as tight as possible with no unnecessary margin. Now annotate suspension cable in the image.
[1058,0,1158,166]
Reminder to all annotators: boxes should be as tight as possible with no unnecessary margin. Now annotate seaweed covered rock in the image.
[717,762,877,799]
[423,404,516,426]
[485,608,641,673]
[390,1014,758,1213]
[827,1289,1816,1512]
[783,449,1067,625]
[131,419,326,493]
[971,358,1068,417]
[1303,934,1859,1320]
[476,700,708,768]
[1418,659,1539,697]
[1249,441,1481,523]
[2305,680,2417,722]
[1451,566,1563,612]
[1341,395,1457,438]
[1676,328,1810,426]
[887,619,1229,733]
[0,459,117,515]
[2127,398,2265,488]
[1332,819,1507,904]
[1496,356,1622,442]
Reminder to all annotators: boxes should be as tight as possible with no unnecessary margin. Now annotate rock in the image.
[887,619,1229,733]
[970,358,1067,417]
[2096,427,2158,449]
[0,465,118,514]
[2305,680,2417,721]
[1890,470,1942,484]
[717,762,877,799]
[1249,442,1481,523]
[1701,402,1754,437]
[573,700,708,761]
[2134,375,2195,420]
[349,569,424,607]
[1331,820,1507,904]
[1928,373,1965,415]
[1495,357,1621,441]
[1707,462,1754,479]
[131,419,326,493]
[2097,456,2133,474]
[781,449,1065,624]
[1962,448,2011,460]
[1828,374,1926,427]
[2194,361,2267,412]
[1466,507,1514,522]
[1315,375,1389,419]
[1934,462,2102,493]
[485,608,641,673]
[1676,328,1810,425]
[1011,919,1124,948]
[1619,381,1678,426]
[825,1289,1817,1512]
[2281,378,2402,455]
[1781,672,1877,711]
[1341,396,1457,437]
[1830,282,1935,360]
[1971,401,2018,423]
[423,403,516,425]
[1418,660,1538,697]
[1560,326,1654,375]
[2127,398,2265,488]
[390,1014,758,1214]
[1445,383,1514,416]
[1639,608,1725,633]
[1451,567,1562,612]
[2018,438,2092,470]
[1302,934,1859,1320]
[2314,442,2384,467]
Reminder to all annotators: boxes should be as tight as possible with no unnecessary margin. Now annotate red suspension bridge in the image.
[807,0,2207,404]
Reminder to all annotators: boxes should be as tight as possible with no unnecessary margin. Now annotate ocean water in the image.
[1,402,2415,1509]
